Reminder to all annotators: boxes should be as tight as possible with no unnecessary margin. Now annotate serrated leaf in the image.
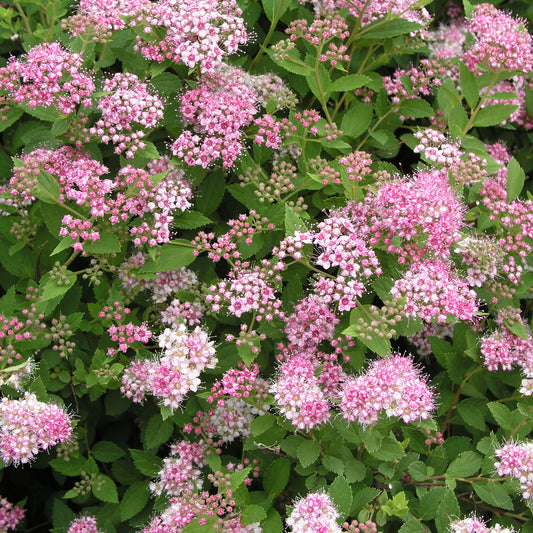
[360,18,424,39]
[322,455,345,475]
[92,474,118,503]
[84,232,121,254]
[435,490,460,533]
[398,98,434,118]
[41,274,76,302]
[49,456,86,476]
[306,62,331,102]
[368,436,405,461]
[92,441,125,462]
[173,211,211,230]
[399,520,426,533]
[297,439,321,468]
[139,241,195,273]
[52,499,75,529]
[408,461,427,482]
[487,402,514,431]
[341,100,373,138]
[472,104,519,127]
[472,481,513,510]
[330,74,372,92]
[34,170,60,204]
[447,451,482,478]
[263,458,291,496]
[328,476,352,517]
[345,458,366,483]
[242,504,267,524]
[250,414,275,436]
[129,449,163,476]
[506,157,525,202]
[261,0,290,21]
[144,414,173,450]
[120,481,150,520]
[459,61,479,108]
[0,108,23,133]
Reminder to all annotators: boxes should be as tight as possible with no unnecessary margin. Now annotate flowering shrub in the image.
[0,0,533,531]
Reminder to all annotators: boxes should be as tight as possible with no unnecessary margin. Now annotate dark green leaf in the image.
[139,241,195,273]
[261,0,291,21]
[242,505,267,524]
[435,490,460,533]
[173,211,211,229]
[472,481,513,511]
[34,171,60,204]
[506,157,525,202]
[398,98,434,118]
[52,499,75,529]
[360,18,424,39]
[129,449,163,477]
[263,458,291,496]
[92,474,119,503]
[459,61,479,108]
[322,455,345,475]
[399,520,426,533]
[341,100,373,138]
[447,451,482,477]
[330,74,372,92]
[120,481,150,520]
[49,456,86,476]
[92,441,125,462]
[250,414,276,436]
[144,414,173,450]
[345,458,366,483]
[297,439,321,468]
[84,232,121,254]
[408,461,427,482]
[472,104,519,127]
[368,436,405,461]
[328,476,352,517]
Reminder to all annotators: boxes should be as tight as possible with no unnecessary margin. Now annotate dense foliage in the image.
[0,0,532,532]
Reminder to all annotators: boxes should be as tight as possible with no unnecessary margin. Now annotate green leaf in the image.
[345,458,366,483]
[92,474,119,503]
[472,481,513,511]
[330,74,372,92]
[408,461,427,482]
[0,108,23,133]
[487,402,515,431]
[120,481,150,520]
[305,62,331,102]
[84,232,121,254]
[506,157,525,202]
[459,61,479,108]
[144,414,173,450]
[92,441,125,462]
[52,499,75,529]
[173,211,211,230]
[261,0,290,21]
[368,436,405,461]
[447,451,482,477]
[399,520,426,533]
[139,241,195,273]
[228,466,252,490]
[341,100,373,138]
[261,509,283,533]
[297,439,321,468]
[129,449,163,476]
[242,504,267,524]
[435,490,460,533]
[263,458,291,496]
[328,476,352,517]
[285,204,306,235]
[472,104,519,127]
[322,455,345,475]
[49,456,86,476]
[360,18,424,39]
[41,273,77,302]
[398,98,434,118]
[250,414,276,436]
[33,170,60,204]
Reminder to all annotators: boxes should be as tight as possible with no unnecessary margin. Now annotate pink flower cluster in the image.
[172,73,257,168]
[340,354,435,425]
[463,3,533,73]
[370,169,464,260]
[135,0,248,72]
[450,515,515,533]
[0,496,24,533]
[150,441,206,496]
[0,42,94,115]
[286,491,341,533]
[391,259,478,323]
[495,440,533,500]
[480,308,533,391]
[67,515,100,533]
[121,324,217,409]
[271,354,331,430]
[90,73,164,158]
[0,393,72,466]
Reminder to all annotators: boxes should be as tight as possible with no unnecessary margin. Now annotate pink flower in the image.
[0,496,24,532]
[286,492,341,533]
[67,515,100,533]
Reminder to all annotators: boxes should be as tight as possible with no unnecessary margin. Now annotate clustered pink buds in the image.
[340,354,435,425]
[0,496,24,532]
[286,491,341,533]
[0,393,73,466]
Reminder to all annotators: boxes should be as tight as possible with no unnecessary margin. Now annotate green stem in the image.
[249,0,286,73]
[35,186,89,220]
[312,44,333,124]
[13,0,32,34]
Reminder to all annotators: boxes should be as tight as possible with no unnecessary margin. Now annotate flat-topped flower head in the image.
[286,491,341,533]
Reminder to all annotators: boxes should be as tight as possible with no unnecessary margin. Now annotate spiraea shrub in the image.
[0,0,532,531]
